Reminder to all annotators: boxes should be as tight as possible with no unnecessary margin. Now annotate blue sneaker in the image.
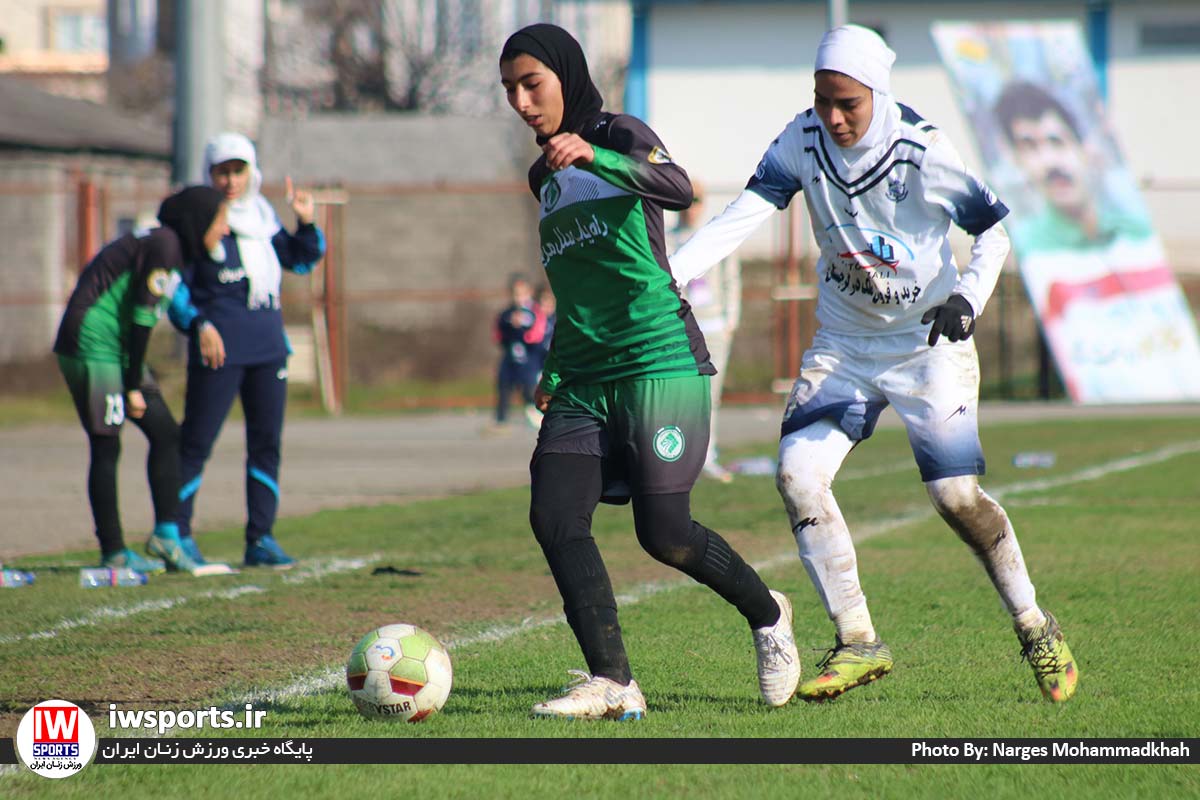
[179,536,208,566]
[146,532,201,573]
[102,548,165,575]
[244,535,295,569]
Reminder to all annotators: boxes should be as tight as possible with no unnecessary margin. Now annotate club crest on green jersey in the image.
[647,146,673,165]
[653,425,685,462]
[542,175,562,213]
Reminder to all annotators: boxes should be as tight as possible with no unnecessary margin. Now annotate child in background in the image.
[494,274,546,426]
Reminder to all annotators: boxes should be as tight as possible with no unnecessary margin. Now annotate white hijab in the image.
[813,25,900,168]
[204,132,284,310]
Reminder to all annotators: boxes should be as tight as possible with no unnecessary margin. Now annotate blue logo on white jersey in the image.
[886,176,908,202]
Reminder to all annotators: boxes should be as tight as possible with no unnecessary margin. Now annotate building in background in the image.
[633,0,1200,273]
[0,77,169,367]
[0,0,108,102]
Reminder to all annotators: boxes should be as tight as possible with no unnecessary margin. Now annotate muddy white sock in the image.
[834,600,878,644]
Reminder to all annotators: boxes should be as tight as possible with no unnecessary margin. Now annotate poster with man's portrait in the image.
[933,21,1200,402]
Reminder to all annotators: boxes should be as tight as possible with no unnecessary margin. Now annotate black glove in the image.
[921,294,976,347]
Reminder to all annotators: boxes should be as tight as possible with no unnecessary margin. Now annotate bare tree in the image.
[293,0,503,113]
[280,0,626,115]
[303,0,395,110]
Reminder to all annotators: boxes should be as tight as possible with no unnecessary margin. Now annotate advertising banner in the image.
[933,21,1200,402]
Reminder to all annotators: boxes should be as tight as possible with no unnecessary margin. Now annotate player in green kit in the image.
[54,186,228,573]
[499,24,800,719]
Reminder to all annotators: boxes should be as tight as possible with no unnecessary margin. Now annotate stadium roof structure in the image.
[0,76,169,160]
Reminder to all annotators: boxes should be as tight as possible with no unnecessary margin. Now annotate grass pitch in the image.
[2,416,1198,798]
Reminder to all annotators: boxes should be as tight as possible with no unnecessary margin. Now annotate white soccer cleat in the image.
[752,589,801,706]
[531,670,646,721]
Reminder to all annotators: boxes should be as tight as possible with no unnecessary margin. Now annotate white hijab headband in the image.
[813,25,899,163]
[203,132,284,311]
[814,24,896,95]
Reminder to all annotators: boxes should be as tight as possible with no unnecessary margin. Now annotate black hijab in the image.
[157,185,225,263]
[500,23,603,144]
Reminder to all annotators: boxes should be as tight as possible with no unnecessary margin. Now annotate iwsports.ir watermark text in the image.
[108,703,267,736]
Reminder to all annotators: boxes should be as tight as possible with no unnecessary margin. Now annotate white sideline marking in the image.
[0,556,379,646]
[212,439,1200,714]
[0,586,266,646]
[991,440,1200,500]
[281,556,380,584]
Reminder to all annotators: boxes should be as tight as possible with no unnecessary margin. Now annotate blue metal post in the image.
[624,0,648,120]
[1086,0,1110,100]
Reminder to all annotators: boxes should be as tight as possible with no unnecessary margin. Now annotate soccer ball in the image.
[346,624,453,722]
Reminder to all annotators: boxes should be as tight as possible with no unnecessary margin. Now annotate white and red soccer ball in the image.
[346,624,452,722]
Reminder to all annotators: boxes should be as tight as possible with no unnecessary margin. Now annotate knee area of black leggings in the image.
[142,413,180,448]
[89,434,121,462]
[632,496,700,567]
[528,501,562,549]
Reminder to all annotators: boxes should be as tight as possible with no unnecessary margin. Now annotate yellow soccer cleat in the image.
[798,639,893,702]
[1018,608,1078,702]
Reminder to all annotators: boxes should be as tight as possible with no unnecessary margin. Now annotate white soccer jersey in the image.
[683,103,1009,337]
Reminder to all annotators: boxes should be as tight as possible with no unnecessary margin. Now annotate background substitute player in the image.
[670,25,1077,703]
[54,186,227,574]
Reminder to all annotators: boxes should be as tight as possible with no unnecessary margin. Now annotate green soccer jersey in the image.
[529,113,714,392]
[54,228,183,388]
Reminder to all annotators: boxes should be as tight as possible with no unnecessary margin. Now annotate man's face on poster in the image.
[1009,111,1090,216]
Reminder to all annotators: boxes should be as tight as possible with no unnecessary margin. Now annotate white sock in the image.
[927,478,1045,633]
[834,601,877,644]
[1013,605,1047,633]
[778,422,876,643]
[969,514,1045,632]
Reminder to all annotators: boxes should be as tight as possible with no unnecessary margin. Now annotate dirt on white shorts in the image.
[779,328,985,481]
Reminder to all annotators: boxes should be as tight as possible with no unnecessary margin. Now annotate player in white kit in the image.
[671,25,1077,703]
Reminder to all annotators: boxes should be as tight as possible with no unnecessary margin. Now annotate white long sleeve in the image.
[669,190,777,287]
[955,222,1010,317]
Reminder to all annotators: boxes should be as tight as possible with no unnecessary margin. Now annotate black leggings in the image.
[529,453,778,684]
[88,392,180,556]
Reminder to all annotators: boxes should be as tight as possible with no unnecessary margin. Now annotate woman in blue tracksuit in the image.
[167,132,325,570]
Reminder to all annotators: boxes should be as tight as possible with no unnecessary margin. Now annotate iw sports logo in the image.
[16,700,96,779]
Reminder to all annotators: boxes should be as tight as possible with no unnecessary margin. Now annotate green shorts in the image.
[532,374,711,501]
[57,355,158,436]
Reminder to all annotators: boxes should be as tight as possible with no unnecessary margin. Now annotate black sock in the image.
[544,540,632,685]
[531,453,633,685]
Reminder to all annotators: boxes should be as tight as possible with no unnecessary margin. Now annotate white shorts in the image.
[780,329,985,481]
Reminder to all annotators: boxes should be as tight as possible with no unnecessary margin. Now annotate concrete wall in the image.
[0,160,67,364]
[257,114,544,382]
[0,153,169,365]
[331,188,542,383]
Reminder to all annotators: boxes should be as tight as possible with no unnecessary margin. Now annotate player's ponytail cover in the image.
[814,25,896,94]
[158,186,225,264]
